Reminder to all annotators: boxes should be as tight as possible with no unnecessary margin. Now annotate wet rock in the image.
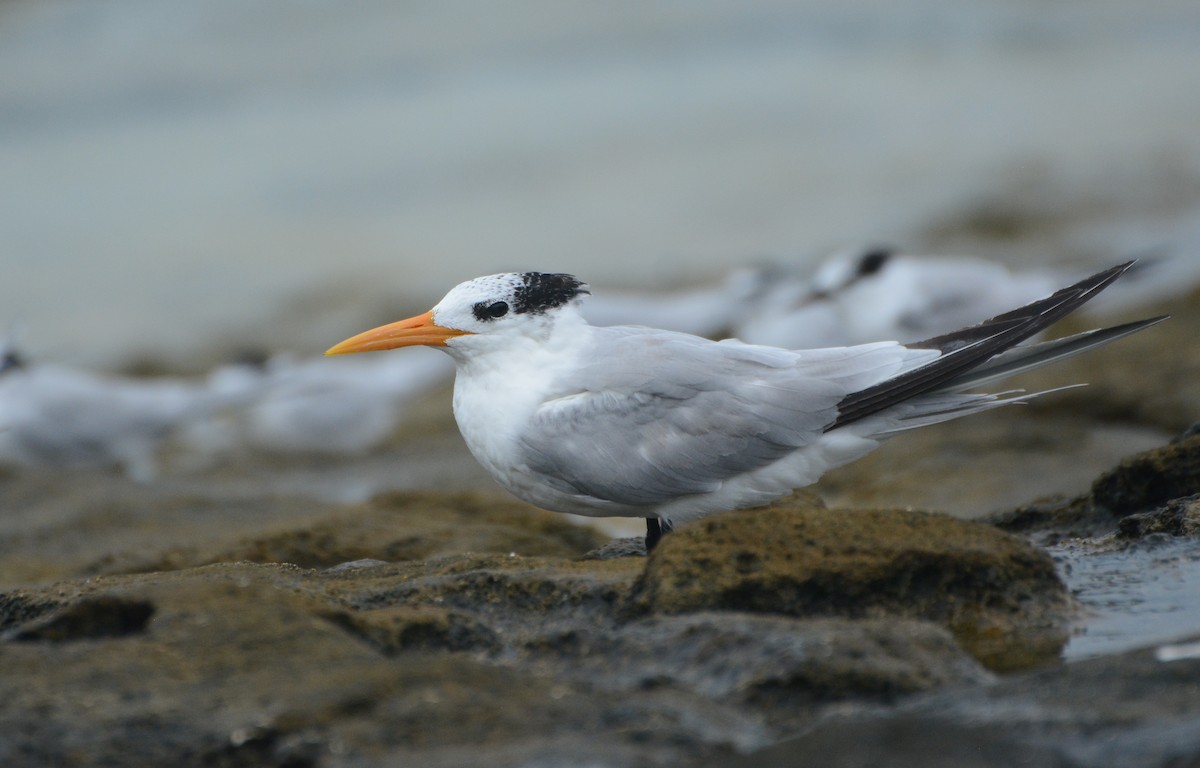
[320,604,502,654]
[318,552,643,640]
[725,716,1064,768]
[0,459,611,585]
[631,499,1072,670]
[1117,494,1200,539]
[990,493,1114,546]
[723,633,1200,768]
[3,414,1194,766]
[6,594,155,642]
[0,562,762,767]
[1092,434,1200,517]
[581,536,648,560]
[0,590,66,632]
[992,433,1200,542]
[0,467,335,584]
[89,490,608,575]
[521,612,991,732]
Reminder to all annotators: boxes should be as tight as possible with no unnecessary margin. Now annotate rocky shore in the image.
[1,290,1198,767]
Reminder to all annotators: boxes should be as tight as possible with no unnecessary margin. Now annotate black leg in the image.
[644,518,675,553]
[645,518,661,553]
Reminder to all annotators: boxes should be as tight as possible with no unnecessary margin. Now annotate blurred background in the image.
[3,2,1200,662]
[3,0,1200,371]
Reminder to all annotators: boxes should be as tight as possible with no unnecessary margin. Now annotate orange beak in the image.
[324,311,471,356]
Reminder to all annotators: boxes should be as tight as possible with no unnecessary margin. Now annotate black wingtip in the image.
[827,260,1145,431]
[911,259,1136,353]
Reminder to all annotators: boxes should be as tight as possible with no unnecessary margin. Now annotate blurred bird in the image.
[0,349,228,482]
[326,263,1162,550]
[579,267,770,338]
[734,246,1065,348]
[203,351,451,455]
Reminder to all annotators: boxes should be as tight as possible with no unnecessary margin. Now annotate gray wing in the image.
[517,328,926,506]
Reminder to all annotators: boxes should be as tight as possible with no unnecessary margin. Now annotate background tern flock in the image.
[0,248,1190,483]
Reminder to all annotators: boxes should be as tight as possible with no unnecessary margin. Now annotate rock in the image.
[581,536,648,560]
[319,604,503,654]
[0,467,603,584]
[0,562,755,768]
[1117,494,1200,539]
[1092,434,1200,517]
[992,436,1200,664]
[988,495,1097,543]
[991,433,1200,542]
[89,490,609,575]
[6,594,155,642]
[317,552,644,640]
[0,539,1007,767]
[520,612,991,732]
[0,385,1193,767]
[630,499,1072,670]
[0,590,67,633]
[723,633,1200,768]
[0,467,337,584]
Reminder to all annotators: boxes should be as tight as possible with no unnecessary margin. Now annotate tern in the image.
[735,246,1176,348]
[204,351,451,455]
[735,247,1065,348]
[0,353,232,482]
[327,262,1162,551]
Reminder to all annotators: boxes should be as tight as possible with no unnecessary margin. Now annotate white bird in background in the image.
[580,267,771,338]
[201,351,452,455]
[733,245,1180,349]
[734,246,1066,348]
[0,338,453,477]
[326,262,1163,550]
[0,351,228,482]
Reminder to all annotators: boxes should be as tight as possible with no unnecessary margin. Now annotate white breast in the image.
[448,322,616,515]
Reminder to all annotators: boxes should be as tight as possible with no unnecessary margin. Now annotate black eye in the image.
[473,301,510,321]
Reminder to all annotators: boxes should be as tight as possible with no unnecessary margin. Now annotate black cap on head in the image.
[856,247,895,277]
[513,273,589,315]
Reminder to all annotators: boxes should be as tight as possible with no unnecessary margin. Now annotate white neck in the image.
[444,313,590,482]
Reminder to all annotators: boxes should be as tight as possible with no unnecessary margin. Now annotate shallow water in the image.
[1056,537,1200,661]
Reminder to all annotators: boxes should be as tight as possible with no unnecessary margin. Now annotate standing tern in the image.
[326,262,1163,550]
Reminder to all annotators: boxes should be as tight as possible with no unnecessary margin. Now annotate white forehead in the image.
[439,273,526,306]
